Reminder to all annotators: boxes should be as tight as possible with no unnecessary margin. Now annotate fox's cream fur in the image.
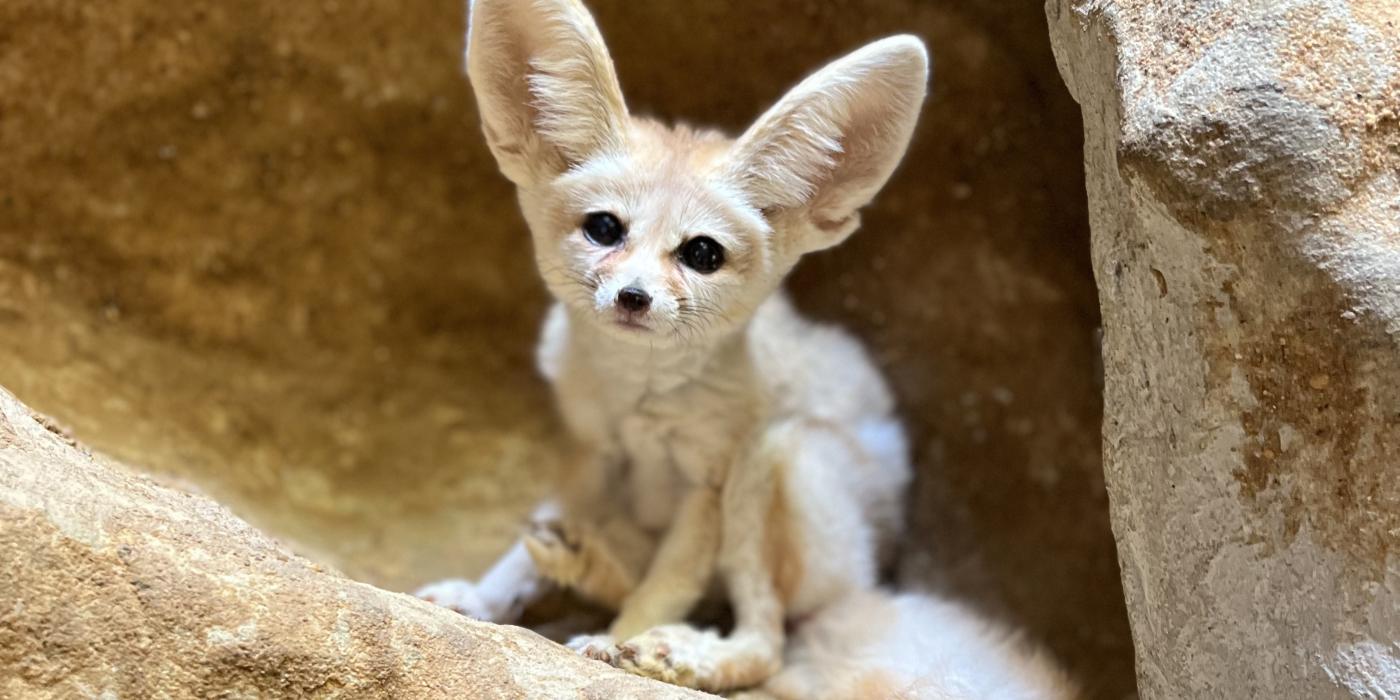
[417,1,1076,697]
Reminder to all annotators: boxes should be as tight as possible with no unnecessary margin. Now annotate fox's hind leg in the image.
[418,445,646,622]
[524,512,654,611]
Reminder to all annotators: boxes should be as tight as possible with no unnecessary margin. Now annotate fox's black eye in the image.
[582,211,625,246]
[679,236,724,274]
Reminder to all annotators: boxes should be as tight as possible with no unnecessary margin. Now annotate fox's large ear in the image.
[466,0,629,186]
[725,36,928,254]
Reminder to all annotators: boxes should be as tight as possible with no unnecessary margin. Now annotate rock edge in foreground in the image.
[0,386,705,699]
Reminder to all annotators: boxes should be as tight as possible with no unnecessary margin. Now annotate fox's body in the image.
[539,287,909,611]
[542,285,904,526]
[416,1,1075,697]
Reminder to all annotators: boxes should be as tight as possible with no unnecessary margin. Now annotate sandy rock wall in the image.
[1049,1,1399,697]
[0,387,706,699]
[0,0,1130,695]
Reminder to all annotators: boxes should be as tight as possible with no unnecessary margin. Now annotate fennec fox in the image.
[418,0,1075,697]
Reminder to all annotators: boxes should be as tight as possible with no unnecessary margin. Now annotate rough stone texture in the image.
[0,0,1131,695]
[0,387,706,699]
[1050,1,1399,697]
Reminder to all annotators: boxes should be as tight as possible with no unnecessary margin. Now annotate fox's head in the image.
[467,0,928,347]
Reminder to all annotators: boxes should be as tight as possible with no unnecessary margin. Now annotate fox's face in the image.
[467,0,928,347]
[521,124,774,344]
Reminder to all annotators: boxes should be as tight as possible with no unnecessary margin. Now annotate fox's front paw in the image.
[566,633,617,663]
[613,624,719,689]
[523,519,586,586]
[415,579,501,621]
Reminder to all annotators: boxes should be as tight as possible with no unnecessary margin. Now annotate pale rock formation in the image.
[1049,1,1399,697]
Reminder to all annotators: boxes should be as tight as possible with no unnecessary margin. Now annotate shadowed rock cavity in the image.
[0,0,1131,696]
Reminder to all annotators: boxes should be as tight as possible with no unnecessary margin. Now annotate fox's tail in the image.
[738,588,1078,700]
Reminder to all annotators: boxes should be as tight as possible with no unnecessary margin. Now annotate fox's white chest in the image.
[617,412,688,529]
[538,303,760,529]
[616,390,744,529]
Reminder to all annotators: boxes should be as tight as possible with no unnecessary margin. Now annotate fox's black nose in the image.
[617,287,651,313]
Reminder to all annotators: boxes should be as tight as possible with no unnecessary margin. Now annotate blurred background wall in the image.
[0,0,1133,696]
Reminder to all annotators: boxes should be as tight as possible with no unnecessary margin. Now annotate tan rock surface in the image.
[0,386,707,699]
[1050,0,1399,697]
[0,0,1130,695]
